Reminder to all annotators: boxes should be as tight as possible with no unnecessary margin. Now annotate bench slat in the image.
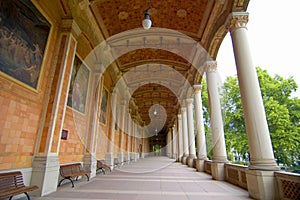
[0,171,38,199]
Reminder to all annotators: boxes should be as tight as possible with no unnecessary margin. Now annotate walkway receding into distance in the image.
[27,157,251,200]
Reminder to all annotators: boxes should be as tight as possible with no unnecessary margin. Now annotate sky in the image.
[217,0,300,98]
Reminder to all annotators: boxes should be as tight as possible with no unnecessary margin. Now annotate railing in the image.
[224,163,248,189]
[204,160,212,174]
[275,171,300,200]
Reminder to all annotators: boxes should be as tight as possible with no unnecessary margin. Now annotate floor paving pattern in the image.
[20,156,251,200]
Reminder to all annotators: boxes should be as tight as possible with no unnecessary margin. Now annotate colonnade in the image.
[166,12,279,199]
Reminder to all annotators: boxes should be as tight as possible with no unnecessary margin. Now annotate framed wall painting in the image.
[99,87,108,124]
[67,55,90,113]
[0,0,50,89]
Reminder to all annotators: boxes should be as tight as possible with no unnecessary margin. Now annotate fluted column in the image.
[205,61,227,180]
[177,114,183,161]
[193,85,208,171]
[181,106,189,164]
[186,98,196,167]
[228,12,279,200]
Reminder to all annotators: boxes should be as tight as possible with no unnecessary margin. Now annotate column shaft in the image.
[193,85,208,160]
[186,98,196,157]
[229,12,278,170]
[172,126,177,159]
[177,114,183,160]
[181,107,189,157]
[206,61,227,162]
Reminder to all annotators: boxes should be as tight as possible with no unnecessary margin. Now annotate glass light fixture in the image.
[142,7,152,30]
[153,107,157,115]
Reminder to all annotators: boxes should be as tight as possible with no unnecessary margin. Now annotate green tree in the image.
[221,67,300,166]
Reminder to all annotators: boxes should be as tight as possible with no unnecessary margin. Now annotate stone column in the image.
[228,12,279,199]
[181,106,189,165]
[166,130,171,157]
[177,114,183,162]
[193,85,208,172]
[172,126,177,160]
[170,128,174,158]
[30,20,79,196]
[105,91,117,168]
[205,61,227,180]
[186,98,196,167]
[117,100,126,164]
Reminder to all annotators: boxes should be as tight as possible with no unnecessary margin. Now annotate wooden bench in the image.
[96,160,111,174]
[0,171,38,200]
[58,163,91,188]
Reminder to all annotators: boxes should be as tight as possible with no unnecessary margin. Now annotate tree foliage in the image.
[201,67,300,166]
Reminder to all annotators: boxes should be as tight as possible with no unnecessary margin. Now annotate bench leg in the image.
[24,192,31,200]
[7,192,30,200]
[85,174,90,181]
[58,177,75,188]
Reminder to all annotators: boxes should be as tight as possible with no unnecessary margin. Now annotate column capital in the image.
[226,12,249,32]
[186,98,194,105]
[181,107,187,113]
[193,84,202,94]
[205,61,218,73]
[177,114,182,120]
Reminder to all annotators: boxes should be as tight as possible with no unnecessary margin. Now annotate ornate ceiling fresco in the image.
[58,0,249,134]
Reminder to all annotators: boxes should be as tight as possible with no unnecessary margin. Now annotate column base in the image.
[126,152,131,163]
[105,152,114,168]
[187,156,196,167]
[249,160,280,171]
[246,169,278,200]
[83,153,97,178]
[130,152,136,162]
[30,155,60,196]
[182,156,187,165]
[195,159,206,172]
[117,152,124,165]
[211,161,225,180]
[135,153,139,161]
[172,153,178,160]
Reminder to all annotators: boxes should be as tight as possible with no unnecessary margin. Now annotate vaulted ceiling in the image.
[58,0,250,135]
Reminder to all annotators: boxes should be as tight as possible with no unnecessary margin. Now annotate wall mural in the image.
[0,0,50,89]
[67,55,90,113]
[100,87,108,124]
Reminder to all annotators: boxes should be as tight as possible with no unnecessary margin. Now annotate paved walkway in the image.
[26,157,251,200]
